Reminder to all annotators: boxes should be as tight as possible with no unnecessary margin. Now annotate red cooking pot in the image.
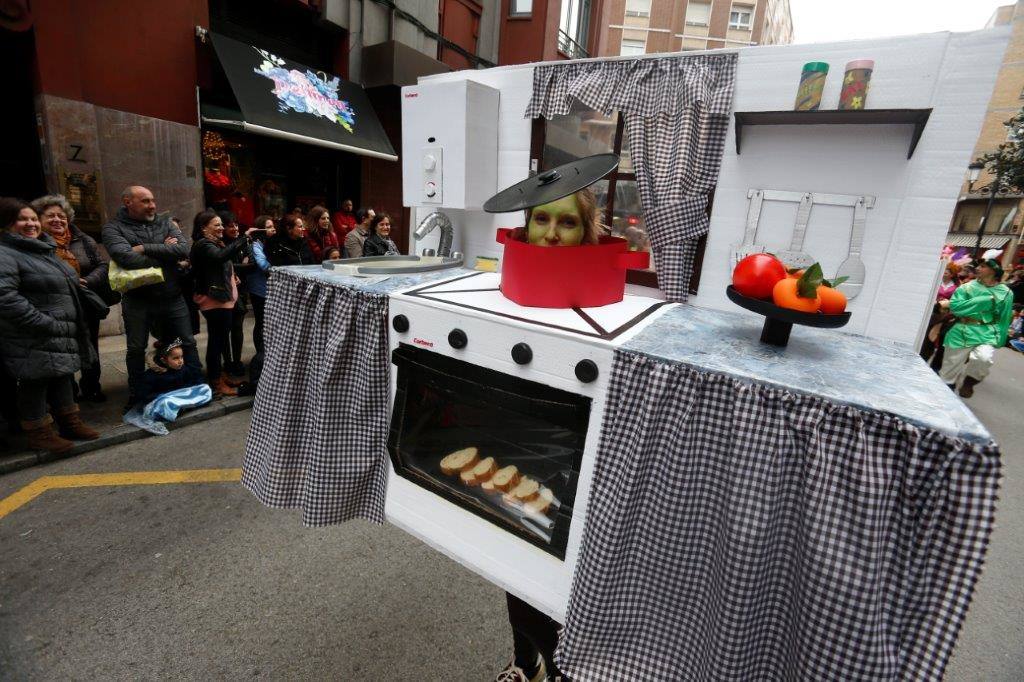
[496,228,650,308]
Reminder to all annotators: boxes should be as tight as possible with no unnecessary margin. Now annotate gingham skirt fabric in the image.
[242,269,391,526]
[555,351,1001,681]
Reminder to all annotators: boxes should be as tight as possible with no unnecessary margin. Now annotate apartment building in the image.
[600,0,793,57]
[947,1,1024,266]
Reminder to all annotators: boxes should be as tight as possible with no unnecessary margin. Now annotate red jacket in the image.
[306,230,341,262]
[332,212,357,245]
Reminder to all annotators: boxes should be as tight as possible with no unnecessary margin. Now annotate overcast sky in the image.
[789,0,1010,44]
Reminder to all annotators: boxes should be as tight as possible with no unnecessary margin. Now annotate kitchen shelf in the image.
[733,108,933,159]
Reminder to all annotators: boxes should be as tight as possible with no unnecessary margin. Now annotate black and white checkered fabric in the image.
[242,269,391,526]
[526,54,737,302]
[555,351,1001,681]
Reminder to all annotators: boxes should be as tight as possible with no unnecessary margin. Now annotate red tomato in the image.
[732,254,787,300]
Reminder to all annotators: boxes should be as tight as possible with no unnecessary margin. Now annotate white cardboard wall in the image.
[692,29,1010,344]
[407,27,1010,345]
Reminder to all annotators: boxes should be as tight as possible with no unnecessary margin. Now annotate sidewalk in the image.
[0,315,258,474]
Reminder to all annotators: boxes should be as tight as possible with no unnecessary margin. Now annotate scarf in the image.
[50,229,80,275]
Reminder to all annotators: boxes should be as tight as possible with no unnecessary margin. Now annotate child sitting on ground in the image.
[139,338,206,405]
[124,339,212,436]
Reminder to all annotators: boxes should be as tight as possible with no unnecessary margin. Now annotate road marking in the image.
[0,468,242,520]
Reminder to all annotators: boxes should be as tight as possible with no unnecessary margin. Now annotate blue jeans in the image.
[121,295,200,401]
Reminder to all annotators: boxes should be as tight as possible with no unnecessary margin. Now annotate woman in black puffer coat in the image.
[266,213,314,266]
[33,194,118,402]
[0,198,99,453]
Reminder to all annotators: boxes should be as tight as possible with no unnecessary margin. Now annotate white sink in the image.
[322,255,464,276]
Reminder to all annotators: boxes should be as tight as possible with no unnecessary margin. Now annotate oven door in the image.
[388,344,591,560]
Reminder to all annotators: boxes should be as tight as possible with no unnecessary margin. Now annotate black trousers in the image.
[250,294,266,355]
[17,375,76,422]
[201,308,233,381]
[0,362,18,432]
[223,298,247,367]
[507,592,565,680]
[122,295,200,402]
[79,312,102,395]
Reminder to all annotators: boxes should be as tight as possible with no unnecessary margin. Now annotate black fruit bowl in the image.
[726,285,851,347]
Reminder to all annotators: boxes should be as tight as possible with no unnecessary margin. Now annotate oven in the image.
[383,273,669,621]
[389,345,591,560]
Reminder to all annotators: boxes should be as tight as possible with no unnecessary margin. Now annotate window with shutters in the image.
[685,1,711,26]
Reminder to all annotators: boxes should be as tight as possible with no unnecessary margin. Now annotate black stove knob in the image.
[511,343,533,365]
[575,359,599,383]
[392,314,409,333]
[448,328,468,349]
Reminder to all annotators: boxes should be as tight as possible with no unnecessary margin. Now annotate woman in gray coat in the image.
[0,198,99,453]
[33,194,116,402]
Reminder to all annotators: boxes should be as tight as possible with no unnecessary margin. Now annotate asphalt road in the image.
[1,350,1022,680]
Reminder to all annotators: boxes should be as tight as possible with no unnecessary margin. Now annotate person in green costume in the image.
[938,258,1014,397]
[513,188,603,247]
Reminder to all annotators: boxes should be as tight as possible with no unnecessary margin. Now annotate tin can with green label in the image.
[794,62,829,111]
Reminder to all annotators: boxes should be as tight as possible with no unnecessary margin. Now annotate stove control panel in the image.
[511,343,533,365]
[388,299,614,397]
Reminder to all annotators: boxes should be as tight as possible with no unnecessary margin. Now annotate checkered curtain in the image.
[526,54,737,301]
[242,269,391,526]
[555,351,1001,681]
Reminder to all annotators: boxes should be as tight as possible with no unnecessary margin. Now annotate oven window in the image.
[389,345,591,560]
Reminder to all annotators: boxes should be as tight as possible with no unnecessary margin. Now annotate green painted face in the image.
[527,195,584,247]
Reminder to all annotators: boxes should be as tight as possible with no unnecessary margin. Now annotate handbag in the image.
[77,285,110,320]
[108,259,164,293]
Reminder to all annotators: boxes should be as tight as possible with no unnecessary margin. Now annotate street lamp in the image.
[967,161,984,193]
[975,166,1002,258]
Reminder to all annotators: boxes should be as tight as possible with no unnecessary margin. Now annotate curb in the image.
[0,396,254,476]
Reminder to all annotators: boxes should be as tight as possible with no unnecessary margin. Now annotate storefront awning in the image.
[944,233,1013,248]
[205,32,397,161]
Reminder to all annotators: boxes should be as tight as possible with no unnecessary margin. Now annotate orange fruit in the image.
[817,285,847,314]
[772,277,820,313]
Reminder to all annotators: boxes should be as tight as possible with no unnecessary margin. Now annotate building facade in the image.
[498,0,610,65]
[4,0,497,254]
[947,1,1024,268]
[600,0,793,57]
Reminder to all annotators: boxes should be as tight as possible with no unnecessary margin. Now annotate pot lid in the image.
[483,153,619,213]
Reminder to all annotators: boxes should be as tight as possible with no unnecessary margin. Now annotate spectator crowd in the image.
[0,186,382,454]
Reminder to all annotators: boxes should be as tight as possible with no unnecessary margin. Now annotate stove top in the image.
[395,271,670,343]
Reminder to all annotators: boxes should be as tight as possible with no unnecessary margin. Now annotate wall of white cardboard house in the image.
[692,29,1010,345]
[406,27,1009,345]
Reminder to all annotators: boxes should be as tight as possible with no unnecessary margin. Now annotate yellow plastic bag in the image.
[108,260,165,293]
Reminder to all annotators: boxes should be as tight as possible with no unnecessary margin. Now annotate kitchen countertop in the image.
[272,265,990,444]
[624,304,991,444]
[273,264,473,296]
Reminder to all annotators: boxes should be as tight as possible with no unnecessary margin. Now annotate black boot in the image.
[959,376,981,398]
